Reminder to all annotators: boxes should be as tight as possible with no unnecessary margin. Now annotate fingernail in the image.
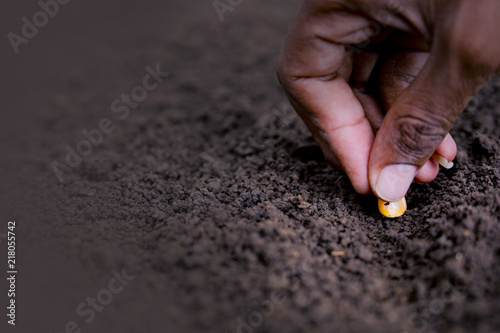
[431,153,454,169]
[375,164,417,202]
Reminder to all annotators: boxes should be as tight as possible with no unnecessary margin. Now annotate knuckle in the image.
[276,60,295,91]
[389,69,418,86]
[393,111,447,160]
[276,69,288,89]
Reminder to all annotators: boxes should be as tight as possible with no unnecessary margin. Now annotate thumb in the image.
[368,54,487,202]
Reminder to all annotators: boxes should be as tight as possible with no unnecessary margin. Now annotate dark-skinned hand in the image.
[278,0,500,201]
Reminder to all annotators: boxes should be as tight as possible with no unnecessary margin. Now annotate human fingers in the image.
[369,52,494,202]
[278,3,376,194]
[378,50,457,183]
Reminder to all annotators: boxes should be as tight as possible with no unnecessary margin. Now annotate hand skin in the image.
[278,0,500,201]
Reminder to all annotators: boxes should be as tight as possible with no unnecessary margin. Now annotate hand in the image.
[278,0,500,201]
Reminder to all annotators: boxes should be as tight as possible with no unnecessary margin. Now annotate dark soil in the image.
[1,1,499,332]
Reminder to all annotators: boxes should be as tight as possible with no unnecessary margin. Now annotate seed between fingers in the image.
[378,197,407,218]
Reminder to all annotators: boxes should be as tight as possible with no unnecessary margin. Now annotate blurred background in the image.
[1,1,499,332]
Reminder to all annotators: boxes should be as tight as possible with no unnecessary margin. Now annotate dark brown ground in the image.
[1,1,499,332]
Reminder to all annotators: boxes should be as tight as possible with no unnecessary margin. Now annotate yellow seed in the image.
[378,197,407,218]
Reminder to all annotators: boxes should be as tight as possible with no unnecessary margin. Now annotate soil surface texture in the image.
[1,1,499,332]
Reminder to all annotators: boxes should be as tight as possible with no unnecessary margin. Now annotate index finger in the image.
[278,6,375,193]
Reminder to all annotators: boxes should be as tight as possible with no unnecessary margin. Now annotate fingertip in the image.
[435,133,457,162]
[328,121,373,196]
[415,159,439,183]
[348,169,372,195]
[315,130,372,195]
[354,183,373,195]
[340,150,372,195]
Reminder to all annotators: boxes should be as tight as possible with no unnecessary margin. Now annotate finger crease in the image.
[292,72,340,82]
[322,115,368,135]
